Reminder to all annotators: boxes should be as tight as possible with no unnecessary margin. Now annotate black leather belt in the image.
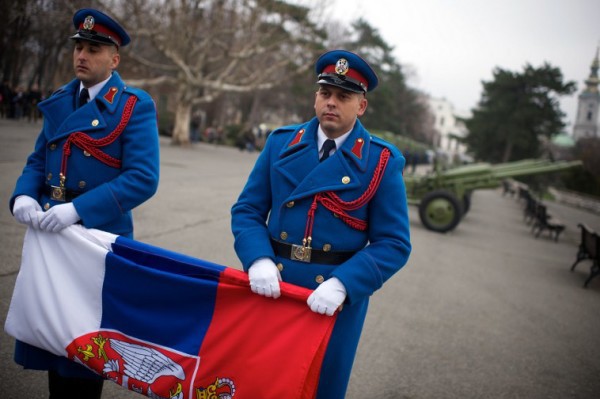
[270,238,355,265]
[44,185,82,202]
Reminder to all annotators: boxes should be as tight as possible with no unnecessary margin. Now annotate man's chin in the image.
[319,120,337,130]
[75,71,90,82]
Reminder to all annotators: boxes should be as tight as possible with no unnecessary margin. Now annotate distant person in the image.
[27,84,42,123]
[190,112,201,142]
[411,151,419,173]
[0,80,13,118]
[12,86,26,119]
[9,8,160,399]
[231,49,412,398]
[238,128,255,151]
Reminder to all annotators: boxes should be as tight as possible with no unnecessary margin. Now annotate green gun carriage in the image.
[405,158,582,233]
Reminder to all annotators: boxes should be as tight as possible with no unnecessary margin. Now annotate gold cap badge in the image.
[83,16,95,30]
[335,58,349,75]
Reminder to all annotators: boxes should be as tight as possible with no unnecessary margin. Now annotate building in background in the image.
[572,47,600,141]
[427,96,471,163]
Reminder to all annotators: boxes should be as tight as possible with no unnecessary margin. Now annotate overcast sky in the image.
[320,0,600,132]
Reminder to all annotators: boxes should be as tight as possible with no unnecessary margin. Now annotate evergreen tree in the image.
[465,63,576,162]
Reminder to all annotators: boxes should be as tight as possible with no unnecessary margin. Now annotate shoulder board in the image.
[270,123,303,135]
[123,86,152,101]
[370,134,401,157]
[49,86,68,98]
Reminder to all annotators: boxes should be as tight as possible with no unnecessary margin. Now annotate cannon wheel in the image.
[418,190,463,233]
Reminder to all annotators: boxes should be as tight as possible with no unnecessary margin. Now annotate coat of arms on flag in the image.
[5,225,336,399]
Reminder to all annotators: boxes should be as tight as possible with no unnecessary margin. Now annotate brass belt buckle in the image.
[291,244,312,263]
[50,185,66,202]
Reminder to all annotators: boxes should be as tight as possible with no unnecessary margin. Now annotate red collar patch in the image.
[103,87,118,104]
[289,129,305,147]
[351,138,365,159]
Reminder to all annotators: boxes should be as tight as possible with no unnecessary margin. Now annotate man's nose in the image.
[76,51,87,61]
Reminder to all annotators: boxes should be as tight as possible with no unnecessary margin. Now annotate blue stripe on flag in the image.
[100,238,227,356]
[112,237,226,278]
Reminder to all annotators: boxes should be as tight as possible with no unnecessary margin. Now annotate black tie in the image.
[78,88,89,107]
[320,139,336,162]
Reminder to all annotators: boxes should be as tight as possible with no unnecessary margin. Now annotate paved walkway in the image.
[1,119,599,398]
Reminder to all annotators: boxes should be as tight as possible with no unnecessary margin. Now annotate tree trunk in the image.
[171,98,192,146]
[502,140,513,162]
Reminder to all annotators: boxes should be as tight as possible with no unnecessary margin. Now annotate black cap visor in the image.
[317,73,366,93]
[70,30,119,47]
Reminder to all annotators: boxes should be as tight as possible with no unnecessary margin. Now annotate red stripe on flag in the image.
[195,268,336,398]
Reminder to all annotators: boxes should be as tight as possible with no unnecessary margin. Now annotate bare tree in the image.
[26,0,87,91]
[1,0,33,87]
[120,0,323,145]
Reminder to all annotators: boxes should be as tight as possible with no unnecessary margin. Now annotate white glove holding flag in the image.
[13,195,42,229]
[248,257,282,299]
[39,203,81,233]
[307,277,346,316]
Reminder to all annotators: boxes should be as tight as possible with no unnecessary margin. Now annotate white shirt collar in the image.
[317,125,352,157]
[79,74,112,102]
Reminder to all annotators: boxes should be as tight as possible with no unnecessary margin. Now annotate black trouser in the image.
[48,371,104,399]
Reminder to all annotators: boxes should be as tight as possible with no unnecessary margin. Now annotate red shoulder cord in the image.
[302,148,391,247]
[59,96,137,188]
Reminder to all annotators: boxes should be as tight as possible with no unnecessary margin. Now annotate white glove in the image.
[307,277,347,316]
[39,203,80,233]
[13,195,42,229]
[248,257,282,299]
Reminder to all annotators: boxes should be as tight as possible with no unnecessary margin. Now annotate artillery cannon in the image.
[405,158,582,233]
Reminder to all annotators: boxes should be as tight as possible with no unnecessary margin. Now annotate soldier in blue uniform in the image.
[231,50,412,398]
[9,8,160,398]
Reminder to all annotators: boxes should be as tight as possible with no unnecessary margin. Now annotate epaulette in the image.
[123,86,152,102]
[49,86,68,98]
[269,123,303,135]
[369,134,401,157]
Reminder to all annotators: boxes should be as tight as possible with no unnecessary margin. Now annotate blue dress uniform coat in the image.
[231,117,411,398]
[9,71,160,378]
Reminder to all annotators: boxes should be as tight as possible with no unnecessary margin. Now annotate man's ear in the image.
[111,49,121,70]
[357,96,368,117]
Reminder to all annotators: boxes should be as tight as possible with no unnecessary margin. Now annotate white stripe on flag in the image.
[5,225,117,355]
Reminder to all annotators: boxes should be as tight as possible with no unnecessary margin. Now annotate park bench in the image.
[530,203,565,242]
[518,186,565,242]
[519,187,538,224]
[570,223,600,288]
[502,179,517,197]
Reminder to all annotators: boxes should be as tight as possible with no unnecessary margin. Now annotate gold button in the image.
[47,173,52,181]
[276,263,284,272]
[358,138,364,143]
[342,176,350,184]
[286,201,295,208]
[315,275,325,284]
[92,119,99,126]
[280,231,288,240]
[44,203,50,210]
[78,181,86,189]
[49,144,57,150]
[83,151,91,157]
[323,244,331,252]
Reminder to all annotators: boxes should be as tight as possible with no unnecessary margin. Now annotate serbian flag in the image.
[5,225,336,399]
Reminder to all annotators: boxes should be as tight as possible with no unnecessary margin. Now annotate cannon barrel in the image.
[492,159,583,179]
[437,159,581,180]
